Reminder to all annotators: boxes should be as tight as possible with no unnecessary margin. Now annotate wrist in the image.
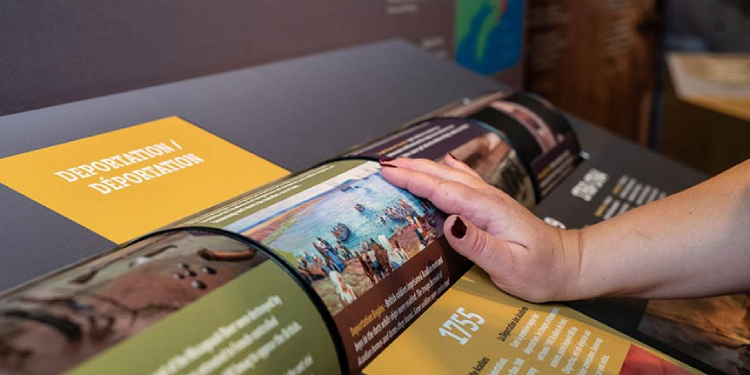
[555,227,587,301]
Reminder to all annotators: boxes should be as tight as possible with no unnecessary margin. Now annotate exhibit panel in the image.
[0,41,729,374]
[365,268,700,375]
[0,134,706,375]
[532,122,749,375]
[533,118,706,229]
[0,229,343,375]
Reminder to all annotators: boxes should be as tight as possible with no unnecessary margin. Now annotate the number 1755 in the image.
[438,307,485,345]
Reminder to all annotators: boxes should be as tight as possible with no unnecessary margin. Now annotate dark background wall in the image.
[0,1,525,117]
[0,1,447,115]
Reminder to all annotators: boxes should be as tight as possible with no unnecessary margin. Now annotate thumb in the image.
[444,215,515,274]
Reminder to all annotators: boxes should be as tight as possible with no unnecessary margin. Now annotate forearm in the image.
[568,160,750,300]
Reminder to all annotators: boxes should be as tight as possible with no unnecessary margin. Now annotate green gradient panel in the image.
[456,0,502,61]
[64,262,341,375]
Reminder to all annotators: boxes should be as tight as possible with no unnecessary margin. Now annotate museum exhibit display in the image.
[0,35,745,375]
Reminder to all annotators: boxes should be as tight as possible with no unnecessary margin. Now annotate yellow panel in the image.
[0,117,289,243]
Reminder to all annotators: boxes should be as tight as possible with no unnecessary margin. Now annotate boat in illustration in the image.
[331,223,350,241]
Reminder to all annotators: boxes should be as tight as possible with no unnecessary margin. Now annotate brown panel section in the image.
[525,0,661,144]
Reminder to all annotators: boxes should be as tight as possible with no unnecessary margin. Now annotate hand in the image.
[380,154,584,303]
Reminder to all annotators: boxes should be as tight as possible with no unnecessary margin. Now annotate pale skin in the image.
[380,154,750,303]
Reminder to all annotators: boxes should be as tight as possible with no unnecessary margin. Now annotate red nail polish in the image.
[447,152,458,161]
[380,162,398,168]
[451,217,467,239]
[379,157,396,162]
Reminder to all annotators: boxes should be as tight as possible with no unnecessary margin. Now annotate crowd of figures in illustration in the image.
[294,198,439,308]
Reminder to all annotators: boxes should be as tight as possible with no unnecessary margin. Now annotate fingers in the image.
[443,215,517,279]
[384,157,487,190]
[380,156,534,243]
[444,153,483,180]
[381,164,504,230]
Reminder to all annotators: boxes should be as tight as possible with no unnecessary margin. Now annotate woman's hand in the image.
[380,155,584,303]
[383,154,750,301]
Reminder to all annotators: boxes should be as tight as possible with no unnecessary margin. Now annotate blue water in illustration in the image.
[264,174,431,258]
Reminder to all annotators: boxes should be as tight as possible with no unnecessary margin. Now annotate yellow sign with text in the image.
[0,117,289,243]
[364,267,701,375]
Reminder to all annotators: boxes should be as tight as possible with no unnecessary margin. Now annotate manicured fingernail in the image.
[380,157,396,162]
[447,152,458,161]
[379,158,397,168]
[451,217,467,239]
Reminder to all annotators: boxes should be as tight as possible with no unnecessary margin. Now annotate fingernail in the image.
[379,157,396,162]
[379,158,397,168]
[451,217,467,239]
[447,152,458,161]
